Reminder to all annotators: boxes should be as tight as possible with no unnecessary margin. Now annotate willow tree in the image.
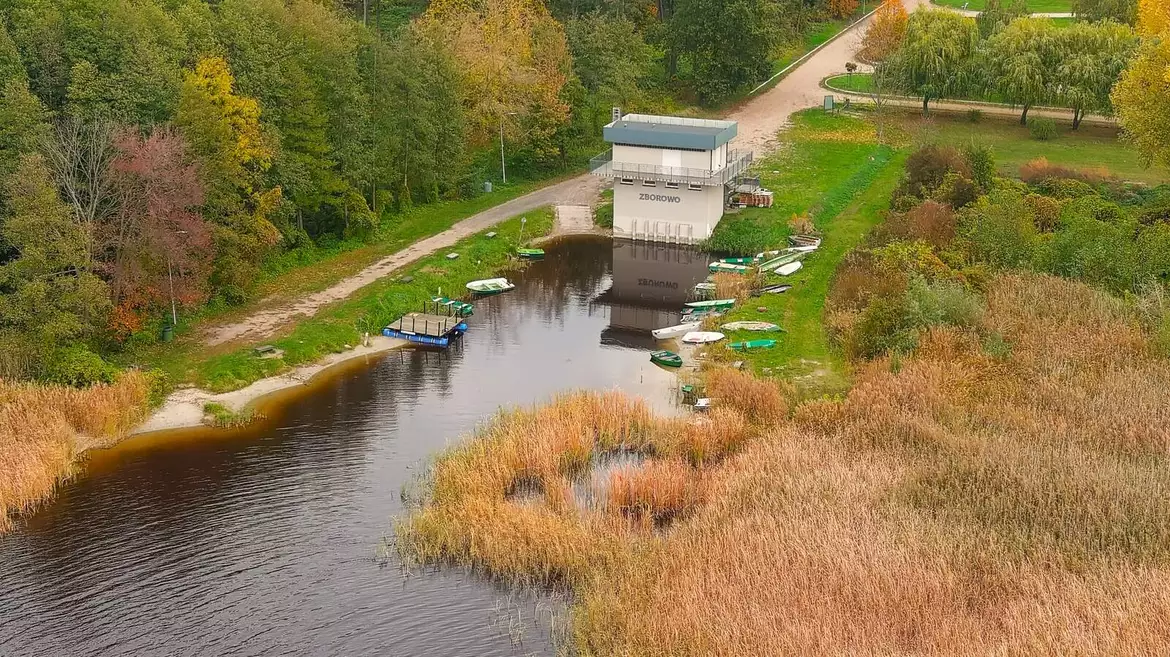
[1055,21,1137,129]
[984,18,1057,125]
[886,9,979,114]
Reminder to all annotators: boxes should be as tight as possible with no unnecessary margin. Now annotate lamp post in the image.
[168,230,188,327]
[500,111,518,183]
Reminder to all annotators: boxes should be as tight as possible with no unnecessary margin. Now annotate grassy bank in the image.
[0,373,153,531]
[931,0,1073,10]
[138,208,554,393]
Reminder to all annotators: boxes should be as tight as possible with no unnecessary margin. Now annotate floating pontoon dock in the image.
[383,312,468,347]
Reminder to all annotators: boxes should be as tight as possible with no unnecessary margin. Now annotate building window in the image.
[688,183,703,191]
[642,179,656,187]
[665,181,679,189]
[619,178,634,186]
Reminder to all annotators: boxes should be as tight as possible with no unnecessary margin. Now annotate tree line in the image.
[863,2,1138,127]
[0,0,859,384]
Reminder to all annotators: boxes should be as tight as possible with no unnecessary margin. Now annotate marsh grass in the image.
[0,373,151,531]
[398,273,1170,655]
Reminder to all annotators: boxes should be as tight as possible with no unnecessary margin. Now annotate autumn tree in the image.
[106,128,212,334]
[672,0,778,104]
[861,0,909,63]
[420,0,572,159]
[984,18,1058,125]
[175,56,281,303]
[886,9,980,114]
[829,0,860,19]
[1113,0,1170,167]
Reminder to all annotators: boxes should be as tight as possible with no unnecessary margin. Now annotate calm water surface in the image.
[0,238,713,657]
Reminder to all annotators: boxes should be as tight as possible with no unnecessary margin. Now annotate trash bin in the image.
[484,181,493,193]
[161,325,174,342]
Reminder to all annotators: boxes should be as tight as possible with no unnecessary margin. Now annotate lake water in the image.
[0,237,712,656]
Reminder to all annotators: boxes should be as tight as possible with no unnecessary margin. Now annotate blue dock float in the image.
[383,312,468,348]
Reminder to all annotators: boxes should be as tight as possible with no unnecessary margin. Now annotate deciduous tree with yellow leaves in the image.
[1113,0,1170,167]
[419,0,571,160]
[861,0,909,62]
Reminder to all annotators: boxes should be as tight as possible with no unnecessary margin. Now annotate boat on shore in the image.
[650,350,683,367]
[709,261,751,274]
[652,321,701,340]
[681,331,725,344]
[466,278,516,296]
[516,248,545,259]
[759,251,806,271]
[718,256,755,265]
[774,261,803,276]
[685,298,736,310]
[728,339,777,351]
[789,234,822,249]
[758,283,793,294]
[721,321,781,332]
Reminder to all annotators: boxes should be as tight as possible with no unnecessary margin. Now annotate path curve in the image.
[203,0,920,348]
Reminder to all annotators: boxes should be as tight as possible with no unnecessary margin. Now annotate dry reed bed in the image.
[0,373,151,531]
[399,273,1170,655]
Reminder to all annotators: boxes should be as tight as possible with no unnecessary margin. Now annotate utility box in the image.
[483,181,493,193]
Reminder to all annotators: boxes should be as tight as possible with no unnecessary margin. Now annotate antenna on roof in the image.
[612,107,622,123]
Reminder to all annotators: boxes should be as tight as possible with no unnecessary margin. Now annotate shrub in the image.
[959,190,1039,269]
[932,170,979,208]
[849,293,918,358]
[872,240,954,280]
[41,347,119,388]
[966,109,983,123]
[828,251,910,311]
[876,200,957,247]
[898,144,973,201]
[1019,157,1111,186]
[1028,117,1058,141]
[963,143,995,190]
[1024,193,1063,232]
[905,277,984,331]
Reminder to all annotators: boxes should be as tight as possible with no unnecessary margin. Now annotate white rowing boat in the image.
[681,331,725,344]
[652,322,701,340]
[775,261,803,276]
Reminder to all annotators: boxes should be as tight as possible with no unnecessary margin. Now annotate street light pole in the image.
[499,111,518,184]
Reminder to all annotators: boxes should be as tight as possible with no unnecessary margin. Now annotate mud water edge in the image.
[0,237,711,657]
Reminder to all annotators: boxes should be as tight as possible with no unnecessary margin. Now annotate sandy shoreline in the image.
[132,336,409,435]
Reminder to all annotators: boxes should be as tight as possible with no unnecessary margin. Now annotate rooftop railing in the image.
[589,149,753,187]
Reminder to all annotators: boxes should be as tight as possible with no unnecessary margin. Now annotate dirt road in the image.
[206,175,606,345]
[203,2,914,347]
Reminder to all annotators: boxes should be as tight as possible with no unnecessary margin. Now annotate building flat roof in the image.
[604,114,737,151]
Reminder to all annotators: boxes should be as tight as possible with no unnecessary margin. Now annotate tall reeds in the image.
[399,274,1170,655]
[0,373,151,531]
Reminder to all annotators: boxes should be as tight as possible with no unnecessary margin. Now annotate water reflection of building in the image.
[591,240,711,348]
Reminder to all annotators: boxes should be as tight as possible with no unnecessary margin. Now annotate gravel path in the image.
[202,0,921,348]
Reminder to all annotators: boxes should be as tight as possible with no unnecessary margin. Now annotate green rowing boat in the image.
[728,339,777,351]
[709,261,750,274]
[650,350,683,367]
[719,256,755,265]
[517,248,545,259]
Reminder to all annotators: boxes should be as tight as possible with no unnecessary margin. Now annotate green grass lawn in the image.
[707,111,894,255]
[889,111,1165,184]
[126,209,555,393]
[701,111,903,390]
[931,0,1073,12]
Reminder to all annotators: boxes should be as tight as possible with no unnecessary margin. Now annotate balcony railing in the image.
[589,149,754,187]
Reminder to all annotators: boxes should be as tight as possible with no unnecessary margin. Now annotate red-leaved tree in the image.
[105,128,212,336]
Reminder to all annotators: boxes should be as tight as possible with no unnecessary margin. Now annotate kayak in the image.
[721,321,782,332]
[728,339,777,351]
[685,299,736,309]
[759,251,806,271]
[681,331,725,344]
[652,322,701,340]
[774,261,803,276]
[516,248,545,259]
[709,261,750,274]
[466,277,516,295]
[650,350,683,367]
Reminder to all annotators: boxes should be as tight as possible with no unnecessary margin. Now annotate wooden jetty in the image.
[383,312,468,347]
